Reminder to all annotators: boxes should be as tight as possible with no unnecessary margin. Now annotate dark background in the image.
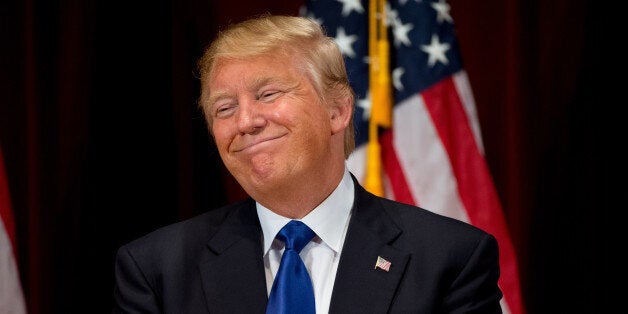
[0,0,616,313]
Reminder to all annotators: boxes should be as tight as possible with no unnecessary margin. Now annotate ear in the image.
[329,94,353,135]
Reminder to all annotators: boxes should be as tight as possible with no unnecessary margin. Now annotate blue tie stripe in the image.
[266,220,316,314]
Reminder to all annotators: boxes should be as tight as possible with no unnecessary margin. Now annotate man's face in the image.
[206,54,337,198]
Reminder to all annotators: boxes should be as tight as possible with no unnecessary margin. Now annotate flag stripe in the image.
[380,131,416,205]
[452,72,485,155]
[422,75,523,314]
[393,91,469,221]
[0,148,27,314]
[0,152,17,251]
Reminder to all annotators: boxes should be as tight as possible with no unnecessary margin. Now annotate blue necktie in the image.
[266,220,316,314]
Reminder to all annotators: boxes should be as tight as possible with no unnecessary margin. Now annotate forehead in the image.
[207,54,306,93]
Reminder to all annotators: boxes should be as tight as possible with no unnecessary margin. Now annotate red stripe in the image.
[0,148,17,252]
[422,77,524,314]
[379,130,417,206]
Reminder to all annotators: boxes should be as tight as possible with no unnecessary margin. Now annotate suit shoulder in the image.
[352,177,490,240]
[373,195,493,242]
[370,197,499,272]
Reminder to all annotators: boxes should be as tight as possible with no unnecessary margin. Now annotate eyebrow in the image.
[250,76,282,92]
[206,91,231,109]
[206,75,287,106]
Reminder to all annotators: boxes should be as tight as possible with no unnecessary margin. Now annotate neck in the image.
[253,166,345,219]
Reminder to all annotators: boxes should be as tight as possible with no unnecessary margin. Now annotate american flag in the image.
[375,256,391,272]
[301,1,524,313]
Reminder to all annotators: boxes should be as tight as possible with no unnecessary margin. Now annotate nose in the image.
[236,98,266,134]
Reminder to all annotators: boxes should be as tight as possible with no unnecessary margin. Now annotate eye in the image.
[213,101,237,119]
[258,90,282,102]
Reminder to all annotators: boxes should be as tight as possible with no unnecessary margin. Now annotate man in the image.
[113,15,503,313]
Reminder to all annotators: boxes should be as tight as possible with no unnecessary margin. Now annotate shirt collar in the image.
[256,167,355,255]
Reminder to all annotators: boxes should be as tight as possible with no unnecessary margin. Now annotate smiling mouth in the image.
[233,134,285,153]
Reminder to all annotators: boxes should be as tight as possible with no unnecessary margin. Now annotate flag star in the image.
[384,3,398,27]
[337,0,365,17]
[392,67,405,91]
[363,55,371,65]
[334,27,359,58]
[421,34,450,67]
[392,18,414,47]
[357,93,371,121]
[431,0,453,24]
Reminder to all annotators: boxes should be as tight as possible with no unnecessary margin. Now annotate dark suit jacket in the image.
[113,177,503,313]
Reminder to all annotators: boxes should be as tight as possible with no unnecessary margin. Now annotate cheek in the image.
[273,98,323,127]
[211,122,232,151]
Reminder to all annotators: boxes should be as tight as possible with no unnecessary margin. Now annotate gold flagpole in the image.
[365,0,392,197]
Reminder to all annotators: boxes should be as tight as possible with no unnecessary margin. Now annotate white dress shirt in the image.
[256,167,354,314]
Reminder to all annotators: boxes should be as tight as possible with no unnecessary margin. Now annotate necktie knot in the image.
[266,220,316,314]
[277,220,315,253]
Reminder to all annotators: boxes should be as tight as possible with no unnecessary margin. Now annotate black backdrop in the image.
[0,0,617,313]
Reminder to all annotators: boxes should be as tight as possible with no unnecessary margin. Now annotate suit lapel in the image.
[329,181,410,314]
[198,199,268,314]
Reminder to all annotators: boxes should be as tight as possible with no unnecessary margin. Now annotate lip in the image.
[232,134,286,153]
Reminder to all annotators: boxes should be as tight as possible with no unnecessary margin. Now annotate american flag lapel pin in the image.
[374,256,391,272]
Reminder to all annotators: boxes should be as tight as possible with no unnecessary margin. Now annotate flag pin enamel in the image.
[374,256,391,272]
